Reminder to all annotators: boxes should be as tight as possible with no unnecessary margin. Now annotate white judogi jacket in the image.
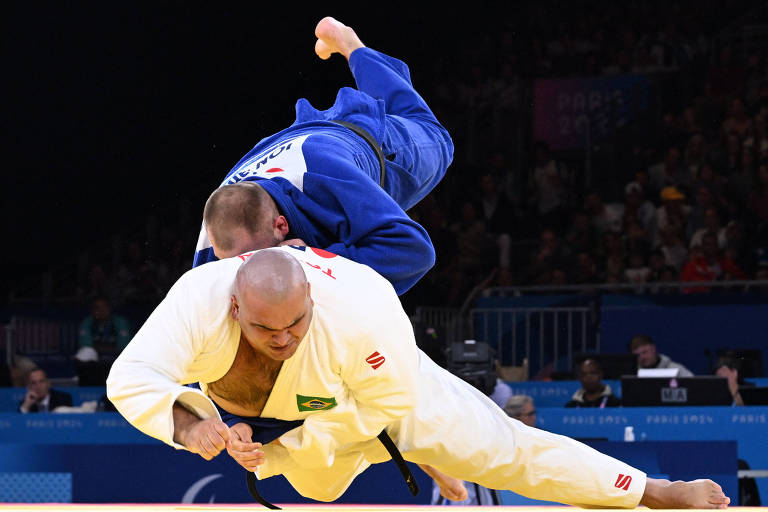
[107,246,645,507]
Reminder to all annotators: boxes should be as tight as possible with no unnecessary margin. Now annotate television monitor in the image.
[739,386,768,405]
[620,376,733,406]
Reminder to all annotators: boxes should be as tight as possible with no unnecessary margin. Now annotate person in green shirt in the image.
[77,296,131,362]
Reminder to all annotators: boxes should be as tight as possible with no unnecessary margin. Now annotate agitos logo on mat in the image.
[296,394,338,411]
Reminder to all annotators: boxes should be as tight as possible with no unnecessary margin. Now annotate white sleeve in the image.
[106,273,221,449]
[258,299,419,477]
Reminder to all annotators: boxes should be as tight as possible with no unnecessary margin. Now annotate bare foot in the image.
[314,16,365,61]
[641,478,730,509]
[417,464,469,502]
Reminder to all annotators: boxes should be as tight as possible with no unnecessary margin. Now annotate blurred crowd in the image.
[9,0,768,316]
[405,0,768,308]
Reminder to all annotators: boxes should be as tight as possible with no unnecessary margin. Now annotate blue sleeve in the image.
[285,159,436,295]
[324,219,435,295]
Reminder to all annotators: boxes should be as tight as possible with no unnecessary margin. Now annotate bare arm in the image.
[418,464,468,502]
[172,402,231,461]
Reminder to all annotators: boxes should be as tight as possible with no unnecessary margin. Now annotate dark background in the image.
[3,2,487,300]
[5,1,766,309]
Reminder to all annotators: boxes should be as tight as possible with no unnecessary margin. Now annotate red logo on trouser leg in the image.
[366,351,386,370]
[614,474,632,491]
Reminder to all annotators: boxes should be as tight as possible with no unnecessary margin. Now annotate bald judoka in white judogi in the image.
[107,245,646,507]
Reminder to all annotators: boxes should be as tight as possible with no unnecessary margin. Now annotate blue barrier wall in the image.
[471,293,768,377]
[537,406,768,503]
[599,294,768,376]
[4,381,768,410]
[0,408,764,505]
[0,387,107,413]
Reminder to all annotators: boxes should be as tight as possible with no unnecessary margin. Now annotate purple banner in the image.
[533,74,649,150]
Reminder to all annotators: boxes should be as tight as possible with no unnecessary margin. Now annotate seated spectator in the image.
[680,232,747,292]
[489,378,513,411]
[687,185,721,241]
[692,163,728,208]
[623,181,657,239]
[572,251,600,284]
[565,358,621,408]
[583,189,623,236]
[747,163,768,223]
[625,251,651,288]
[711,355,763,505]
[649,265,681,294]
[658,226,689,271]
[475,172,514,270]
[683,133,708,181]
[727,148,756,206]
[689,207,727,249]
[530,141,569,232]
[710,131,743,177]
[755,261,768,286]
[564,210,600,256]
[77,296,132,363]
[713,355,755,407]
[624,218,652,257]
[599,231,626,283]
[504,395,538,428]
[648,146,689,197]
[76,261,122,307]
[7,354,38,387]
[647,249,667,282]
[656,186,691,242]
[523,229,571,285]
[721,97,753,140]
[629,334,694,377]
[18,368,73,413]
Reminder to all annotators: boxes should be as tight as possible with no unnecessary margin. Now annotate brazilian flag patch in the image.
[296,394,337,412]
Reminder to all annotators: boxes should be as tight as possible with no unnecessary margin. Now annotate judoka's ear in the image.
[306,283,314,307]
[274,215,290,239]
[230,295,240,320]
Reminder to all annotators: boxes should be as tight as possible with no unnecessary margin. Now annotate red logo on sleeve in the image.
[614,474,632,491]
[366,351,386,370]
[310,247,337,258]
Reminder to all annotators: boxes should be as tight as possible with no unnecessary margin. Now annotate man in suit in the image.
[18,368,73,413]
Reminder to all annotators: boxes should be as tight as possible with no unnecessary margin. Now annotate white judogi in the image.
[107,246,645,507]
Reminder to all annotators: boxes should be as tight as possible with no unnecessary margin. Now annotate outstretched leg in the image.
[314,17,365,61]
[313,16,453,211]
[641,478,730,509]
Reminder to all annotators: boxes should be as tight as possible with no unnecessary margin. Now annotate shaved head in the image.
[234,248,307,303]
[203,182,282,258]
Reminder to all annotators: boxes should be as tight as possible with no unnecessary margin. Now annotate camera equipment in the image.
[445,339,497,396]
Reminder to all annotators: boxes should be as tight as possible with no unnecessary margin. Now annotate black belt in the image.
[331,120,386,188]
[246,429,418,509]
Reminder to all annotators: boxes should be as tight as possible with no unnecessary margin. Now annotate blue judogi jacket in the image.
[193,88,435,295]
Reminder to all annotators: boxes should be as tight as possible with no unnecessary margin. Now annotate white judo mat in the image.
[1,505,766,512]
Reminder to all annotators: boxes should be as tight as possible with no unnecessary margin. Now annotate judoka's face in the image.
[233,283,314,361]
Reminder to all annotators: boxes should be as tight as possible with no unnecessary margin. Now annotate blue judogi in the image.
[193,48,453,295]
